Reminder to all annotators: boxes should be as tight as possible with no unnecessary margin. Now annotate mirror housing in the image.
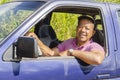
[14,37,40,59]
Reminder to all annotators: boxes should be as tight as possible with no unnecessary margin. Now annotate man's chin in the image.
[78,39,87,43]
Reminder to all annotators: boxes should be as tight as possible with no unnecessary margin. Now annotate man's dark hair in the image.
[78,16,96,30]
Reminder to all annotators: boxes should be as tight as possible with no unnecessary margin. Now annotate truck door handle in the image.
[96,74,110,79]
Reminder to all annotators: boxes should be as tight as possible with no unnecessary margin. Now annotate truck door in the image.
[109,3,120,79]
[44,1,117,79]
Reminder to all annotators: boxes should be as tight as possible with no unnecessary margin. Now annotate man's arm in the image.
[56,49,105,65]
[25,32,105,65]
[71,50,105,65]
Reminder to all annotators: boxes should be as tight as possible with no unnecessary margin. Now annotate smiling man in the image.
[26,16,105,65]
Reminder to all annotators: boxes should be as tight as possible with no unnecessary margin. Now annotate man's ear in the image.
[92,30,96,36]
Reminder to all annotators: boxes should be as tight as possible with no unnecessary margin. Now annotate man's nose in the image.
[81,27,86,32]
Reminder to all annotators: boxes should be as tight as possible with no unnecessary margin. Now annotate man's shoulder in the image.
[90,41,105,52]
[90,41,102,47]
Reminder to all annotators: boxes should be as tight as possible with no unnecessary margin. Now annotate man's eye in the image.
[78,26,82,28]
[86,27,90,30]
[79,26,82,28]
[78,25,82,27]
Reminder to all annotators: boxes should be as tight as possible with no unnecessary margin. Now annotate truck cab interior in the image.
[34,6,105,51]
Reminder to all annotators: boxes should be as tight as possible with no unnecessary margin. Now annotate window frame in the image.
[3,2,108,61]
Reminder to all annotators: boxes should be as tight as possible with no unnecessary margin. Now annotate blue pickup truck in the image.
[0,0,120,80]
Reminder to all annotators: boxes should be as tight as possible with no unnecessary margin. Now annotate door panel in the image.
[109,4,120,77]
[19,56,116,80]
[19,58,70,80]
[0,61,19,80]
[68,56,116,80]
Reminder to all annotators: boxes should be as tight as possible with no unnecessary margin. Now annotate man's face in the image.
[76,19,95,43]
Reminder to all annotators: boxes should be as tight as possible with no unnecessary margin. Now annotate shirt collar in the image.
[73,38,93,48]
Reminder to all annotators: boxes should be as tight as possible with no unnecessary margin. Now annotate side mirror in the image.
[13,37,40,59]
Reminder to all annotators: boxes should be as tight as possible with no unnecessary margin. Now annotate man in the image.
[26,16,105,65]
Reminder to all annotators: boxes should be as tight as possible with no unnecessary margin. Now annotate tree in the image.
[96,0,120,3]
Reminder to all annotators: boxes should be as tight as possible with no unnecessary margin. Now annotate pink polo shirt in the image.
[57,38,105,53]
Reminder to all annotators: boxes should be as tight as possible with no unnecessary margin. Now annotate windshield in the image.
[0,1,45,42]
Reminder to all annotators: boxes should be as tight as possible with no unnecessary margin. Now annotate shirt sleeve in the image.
[90,43,105,53]
[57,38,75,52]
[57,41,66,52]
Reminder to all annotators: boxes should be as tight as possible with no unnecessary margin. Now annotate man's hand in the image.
[25,32,58,56]
[25,32,39,41]
[59,50,71,56]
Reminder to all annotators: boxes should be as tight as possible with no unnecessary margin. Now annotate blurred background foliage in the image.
[0,0,11,4]
[1,0,120,4]
[0,0,120,41]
